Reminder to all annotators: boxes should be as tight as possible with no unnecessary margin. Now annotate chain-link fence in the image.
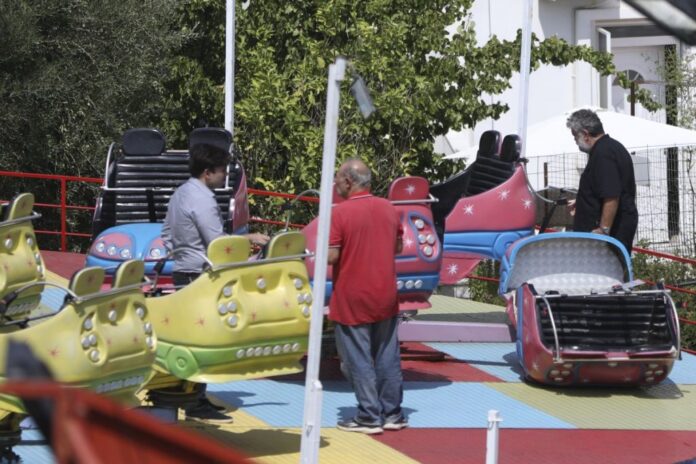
[528,146,696,257]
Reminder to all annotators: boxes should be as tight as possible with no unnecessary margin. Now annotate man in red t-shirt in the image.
[328,159,406,435]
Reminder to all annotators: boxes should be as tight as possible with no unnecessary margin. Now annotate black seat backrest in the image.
[189,127,232,152]
[93,128,240,237]
[430,130,501,238]
[500,134,521,162]
[109,129,190,225]
[464,133,517,196]
[122,128,166,156]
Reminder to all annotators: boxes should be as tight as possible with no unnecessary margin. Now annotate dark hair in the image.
[566,109,605,137]
[189,143,231,177]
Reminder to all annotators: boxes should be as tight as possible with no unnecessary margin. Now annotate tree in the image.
[0,0,185,177]
[0,0,186,249]
[163,0,654,198]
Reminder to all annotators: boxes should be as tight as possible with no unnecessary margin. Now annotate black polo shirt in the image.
[573,134,638,252]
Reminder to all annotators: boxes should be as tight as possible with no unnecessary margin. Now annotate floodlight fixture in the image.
[349,75,376,119]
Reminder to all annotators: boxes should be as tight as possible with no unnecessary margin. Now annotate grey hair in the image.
[566,109,605,136]
[343,158,372,188]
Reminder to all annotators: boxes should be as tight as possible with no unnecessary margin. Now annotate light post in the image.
[299,57,374,463]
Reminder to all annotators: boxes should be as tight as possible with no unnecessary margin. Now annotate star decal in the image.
[499,189,510,200]
[107,338,113,346]
[132,336,139,344]
[447,263,459,275]
[161,317,170,326]
[463,204,474,215]
[522,199,533,209]
[225,246,233,254]
[196,317,205,326]
[403,237,414,249]
[251,311,257,322]
[405,184,416,195]
[283,300,290,309]
[49,347,59,358]
[531,361,539,371]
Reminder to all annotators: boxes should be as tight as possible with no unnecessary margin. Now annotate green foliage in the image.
[467,260,505,306]
[162,0,635,197]
[0,0,185,176]
[0,0,186,249]
[632,247,696,351]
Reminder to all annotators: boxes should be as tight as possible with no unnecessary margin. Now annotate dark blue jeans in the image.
[334,316,404,426]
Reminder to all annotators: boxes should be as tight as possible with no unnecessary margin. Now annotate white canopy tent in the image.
[445,108,696,161]
[444,108,696,191]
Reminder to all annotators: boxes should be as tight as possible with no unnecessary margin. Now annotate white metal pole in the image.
[485,409,502,464]
[224,0,236,133]
[597,27,612,109]
[299,57,347,464]
[517,0,533,158]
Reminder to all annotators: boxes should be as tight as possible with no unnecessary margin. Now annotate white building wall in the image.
[444,0,673,154]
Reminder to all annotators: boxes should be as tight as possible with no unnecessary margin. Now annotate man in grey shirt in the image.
[160,143,269,423]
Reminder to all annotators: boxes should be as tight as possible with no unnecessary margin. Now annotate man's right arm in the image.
[161,216,172,252]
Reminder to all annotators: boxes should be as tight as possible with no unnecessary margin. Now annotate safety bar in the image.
[283,189,321,230]
[540,295,562,363]
[665,290,682,360]
[390,193,440,205]
[102,142,116,188]
[539,288,671,299]
[0,212,42,229]
[210,252,314,273]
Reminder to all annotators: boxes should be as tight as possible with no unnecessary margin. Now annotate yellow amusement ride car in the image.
[0,193,157,454]
[142,230,312,407]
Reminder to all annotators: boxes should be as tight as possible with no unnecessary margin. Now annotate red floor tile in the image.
[375,428,696,464]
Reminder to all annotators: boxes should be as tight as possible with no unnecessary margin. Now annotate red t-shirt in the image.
[328,191,402,325]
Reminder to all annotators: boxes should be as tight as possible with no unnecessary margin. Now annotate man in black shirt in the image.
[566,109,638,254]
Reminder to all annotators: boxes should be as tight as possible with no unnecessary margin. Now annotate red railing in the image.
[0,171,319,251]
[0,170,102,251]
[2,169,695,352]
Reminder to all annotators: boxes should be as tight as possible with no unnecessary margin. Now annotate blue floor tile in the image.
[208,379,573,429]
[427,342,524,382]
[665,351,696,384]
[15,429,54,463]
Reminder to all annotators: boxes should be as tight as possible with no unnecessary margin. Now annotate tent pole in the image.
[518,0,533,158]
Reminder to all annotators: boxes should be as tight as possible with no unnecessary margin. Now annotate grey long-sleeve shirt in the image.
[161,177,224,273]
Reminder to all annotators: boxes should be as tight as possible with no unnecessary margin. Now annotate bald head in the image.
[335,158,372,198]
